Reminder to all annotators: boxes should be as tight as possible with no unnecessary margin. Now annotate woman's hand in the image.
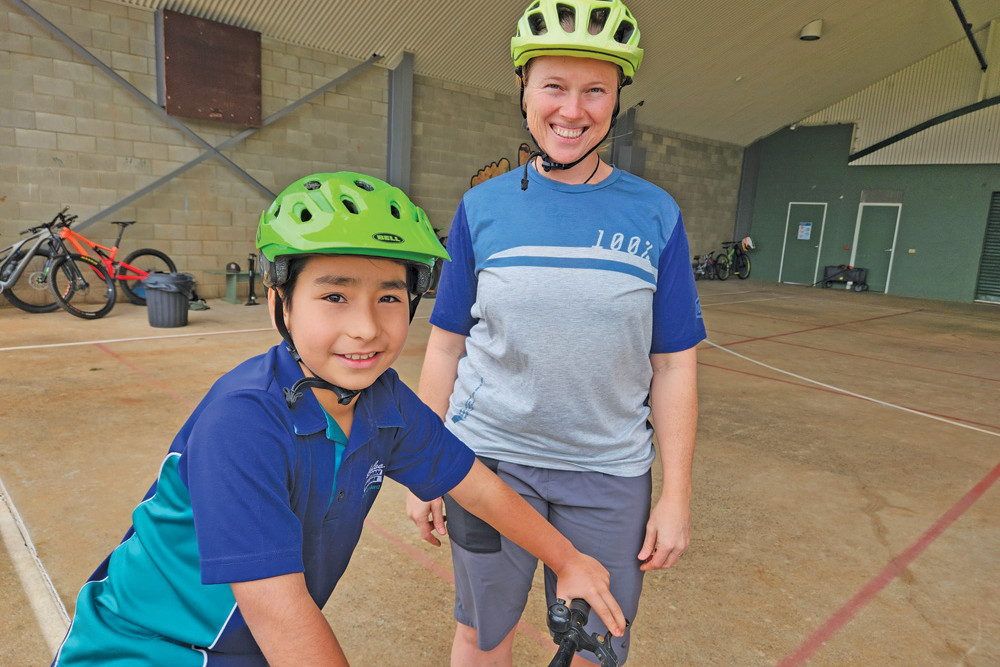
[405,490,447,547]
[637,495,691,571]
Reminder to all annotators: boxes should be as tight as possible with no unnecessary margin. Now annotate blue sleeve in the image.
[383,375,476,501]
[185,392,304,584]
[429,202,477,335]
[651,214,707,353]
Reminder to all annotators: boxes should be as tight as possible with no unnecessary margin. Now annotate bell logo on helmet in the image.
[373,233,404,244]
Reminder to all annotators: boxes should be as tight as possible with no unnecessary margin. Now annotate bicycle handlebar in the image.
[547,598,623,667]
[23,208,76,235]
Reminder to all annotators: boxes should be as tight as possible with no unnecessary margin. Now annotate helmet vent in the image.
[354,179,375,191]
[341,198,359,214]
[299,208,312,222]
[556,4,575,32]
[390,204,401,219]
[527,12,546,35]
[614,20,635,44]
[589,8,609,35]
[304,180,321,190]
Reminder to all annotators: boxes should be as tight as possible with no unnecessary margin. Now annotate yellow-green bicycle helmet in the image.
[257,172,448,295]
[511,0,643,83]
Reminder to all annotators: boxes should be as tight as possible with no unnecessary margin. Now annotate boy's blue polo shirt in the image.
[55,344,475,666]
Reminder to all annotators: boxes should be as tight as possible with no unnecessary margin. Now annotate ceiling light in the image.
[799,19,823,41]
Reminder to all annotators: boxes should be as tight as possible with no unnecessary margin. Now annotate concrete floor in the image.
[1,280,998,666]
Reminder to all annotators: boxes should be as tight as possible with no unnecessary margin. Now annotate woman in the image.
[406,1,706,664]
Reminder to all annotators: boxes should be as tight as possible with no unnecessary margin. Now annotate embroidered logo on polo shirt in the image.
[364,460,385,494]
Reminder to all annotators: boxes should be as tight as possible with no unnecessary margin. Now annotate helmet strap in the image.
[408,293,422,321]
[271,289,361,408]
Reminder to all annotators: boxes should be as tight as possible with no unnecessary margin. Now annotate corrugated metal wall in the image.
[113,0,521,92]
[800,22,999,165]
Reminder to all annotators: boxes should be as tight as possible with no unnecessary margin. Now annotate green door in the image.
[853,204,900,293]
[780,202,827,285]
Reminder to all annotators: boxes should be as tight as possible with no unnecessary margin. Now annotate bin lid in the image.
[142,271,195,294]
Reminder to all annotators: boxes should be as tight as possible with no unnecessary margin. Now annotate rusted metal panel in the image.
[158,9,262,127]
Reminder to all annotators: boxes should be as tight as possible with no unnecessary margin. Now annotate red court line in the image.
[706,330,999,383]
[363,518,553,648]
[94,343,197,410]
[705,306,991,351]
[777,460,1000,666]
[707,310,921,348]
[702,300,921,326]
[697,361,1000,431]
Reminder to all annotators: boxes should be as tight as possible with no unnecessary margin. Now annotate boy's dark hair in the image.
[276,255,310,311]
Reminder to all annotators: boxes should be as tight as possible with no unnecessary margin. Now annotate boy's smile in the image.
[280,254,410,407]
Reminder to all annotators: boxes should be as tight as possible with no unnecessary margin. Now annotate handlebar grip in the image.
[570,598,591,616]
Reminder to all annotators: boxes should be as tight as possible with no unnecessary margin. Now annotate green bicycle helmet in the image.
[258,172,448,408]
[511,0,643,83]
[257,172,448,296]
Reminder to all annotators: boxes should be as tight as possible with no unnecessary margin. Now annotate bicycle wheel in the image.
[734,252,751,279]
[119,248,176,305]
[48,253,117,319]
[715,254,731,280]
[2,246,61,313]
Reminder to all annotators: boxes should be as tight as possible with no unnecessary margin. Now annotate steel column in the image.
[386,52,414,192]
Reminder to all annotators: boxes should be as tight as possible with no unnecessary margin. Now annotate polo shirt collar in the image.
[272,344,406,441]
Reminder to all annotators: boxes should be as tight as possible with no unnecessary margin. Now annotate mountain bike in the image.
[55,213,176,305]
[714,236,754,281]
[0,208,114,317]
[692,252,717,280]
[547,598,625,667]
[1,214,63,313]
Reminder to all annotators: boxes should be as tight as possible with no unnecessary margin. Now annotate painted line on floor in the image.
[702,340,1000,436]
[712,309,922,347]
[0,475,70,654]
[363,518,553,649]
[0,327,273,353]
[777,460,1000,667]
[700,295,799,307]
[700,359,999,431]
[94,343,198,410]
[707,328,998,383]
[704,339,1000,663]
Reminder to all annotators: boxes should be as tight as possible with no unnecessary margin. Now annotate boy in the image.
[53,173,624,666]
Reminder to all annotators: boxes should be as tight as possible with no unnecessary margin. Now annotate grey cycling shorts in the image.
[444,459,652,663]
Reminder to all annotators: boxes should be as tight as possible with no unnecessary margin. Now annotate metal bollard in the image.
[245,253,259,306]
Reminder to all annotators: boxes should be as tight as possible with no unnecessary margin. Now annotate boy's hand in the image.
[553,552,626,637]
[405,491,446,547]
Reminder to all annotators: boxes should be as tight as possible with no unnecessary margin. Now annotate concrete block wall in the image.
[2,0,743,305]
[410,77,526,234]
[1,0,390,301]
[638,126,744,258]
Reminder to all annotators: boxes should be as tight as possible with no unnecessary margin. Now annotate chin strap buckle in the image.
[283,386,303,406]
[283,376,361,408]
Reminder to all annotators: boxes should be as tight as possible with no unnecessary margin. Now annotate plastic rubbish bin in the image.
[143,272,196,328]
